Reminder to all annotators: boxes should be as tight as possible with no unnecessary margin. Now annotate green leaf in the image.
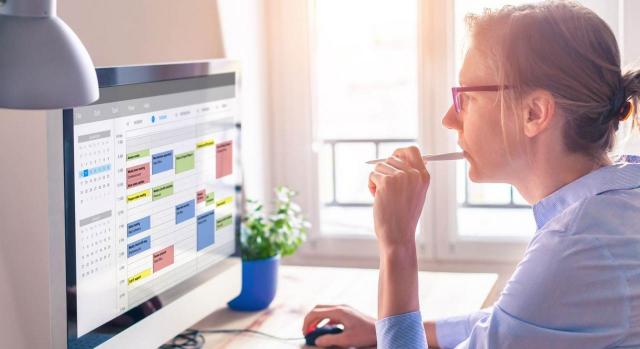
[239,185,310,261]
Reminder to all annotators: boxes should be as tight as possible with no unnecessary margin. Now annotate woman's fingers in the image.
[391,146,430,185]
[369,152,422,197]
[302,307,346,334]
[392,146,427,171]
[385,155,413,172]
[368,170,386,196]
[302,305,377,348]
[315,331,349,347]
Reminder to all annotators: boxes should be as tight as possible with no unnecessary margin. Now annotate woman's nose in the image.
[442,105,461,130]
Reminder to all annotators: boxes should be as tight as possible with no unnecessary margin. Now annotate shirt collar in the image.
[532,155,640,230]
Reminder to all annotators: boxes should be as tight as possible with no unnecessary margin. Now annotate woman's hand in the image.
[302,304,377,348]
[368,146,430,251]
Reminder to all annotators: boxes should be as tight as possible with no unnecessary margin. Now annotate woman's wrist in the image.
[378,234,418,260]
[378,240,420,319]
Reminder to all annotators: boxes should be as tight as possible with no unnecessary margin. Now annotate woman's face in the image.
[442,46,521,183]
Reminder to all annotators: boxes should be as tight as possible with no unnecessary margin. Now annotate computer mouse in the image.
[305,324,344,346]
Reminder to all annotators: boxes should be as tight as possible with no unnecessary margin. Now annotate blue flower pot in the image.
[227,255,279,311]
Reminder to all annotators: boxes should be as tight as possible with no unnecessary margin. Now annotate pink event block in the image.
[216,141,233,178]
[126,163,150,189]
[153,245,174,273]
[197,189,206,203]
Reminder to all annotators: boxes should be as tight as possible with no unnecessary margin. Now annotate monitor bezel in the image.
[63,60,242,348]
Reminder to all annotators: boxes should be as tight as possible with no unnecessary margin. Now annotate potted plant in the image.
[227,186,310,311]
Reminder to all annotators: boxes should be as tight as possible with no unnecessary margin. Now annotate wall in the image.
[0,1,269,347]
[58,0,224,67]
[218,0,271,204]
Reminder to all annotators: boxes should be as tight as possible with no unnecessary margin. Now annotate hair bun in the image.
[601,87,627,125]
[619,101,633,122]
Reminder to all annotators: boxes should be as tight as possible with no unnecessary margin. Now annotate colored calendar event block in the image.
[216,214,233,230]
[126,163,150,189]
[128,189,150,203]
[197,210,215,251]
[175,199,195,224]
[127,149,150,161]
[216,196,233,208]
[197,139,215,149]
[152,150,174,174]
[175,151,195,174]
[153,245,174,273]
[128,236,151,258]
[216,141,233,178]
[197,189,206,203]
[127,216,150,237]
[206,192,216,206]
[128,268,152,285]
[152,182,174,201]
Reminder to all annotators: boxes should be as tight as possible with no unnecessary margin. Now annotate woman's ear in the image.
[523,89,556,138]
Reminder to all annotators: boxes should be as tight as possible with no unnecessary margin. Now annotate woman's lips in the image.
[457,142,467,155]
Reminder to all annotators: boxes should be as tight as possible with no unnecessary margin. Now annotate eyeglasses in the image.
[451,85,508,113]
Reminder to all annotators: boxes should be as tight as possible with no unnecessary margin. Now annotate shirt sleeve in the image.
[375,310,427,349]
[451,230,629,349]
[435,308,492,349]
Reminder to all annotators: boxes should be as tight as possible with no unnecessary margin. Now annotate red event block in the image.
[152,245,174,273]
[197,189,206,203]
[126,163,150,189]
[216,141,233,178]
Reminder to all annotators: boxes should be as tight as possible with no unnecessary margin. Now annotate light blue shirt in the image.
[375,156,640,349]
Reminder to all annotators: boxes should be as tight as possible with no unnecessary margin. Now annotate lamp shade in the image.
[0,2,98,109]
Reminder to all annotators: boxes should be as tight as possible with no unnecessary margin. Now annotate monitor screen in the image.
[63,62,240,347]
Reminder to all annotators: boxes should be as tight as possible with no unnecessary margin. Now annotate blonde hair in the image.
[465,0,640,162]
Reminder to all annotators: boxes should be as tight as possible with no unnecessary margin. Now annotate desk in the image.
[194,265,498,348]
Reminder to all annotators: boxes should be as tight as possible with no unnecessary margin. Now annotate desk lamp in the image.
[0,0,98,109]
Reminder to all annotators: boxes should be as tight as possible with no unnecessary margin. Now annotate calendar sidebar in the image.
[72,117,122,330]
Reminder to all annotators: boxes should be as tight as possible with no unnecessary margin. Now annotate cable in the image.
[200,328,304,341]
[159,328,305,349]
[159,329,205,349]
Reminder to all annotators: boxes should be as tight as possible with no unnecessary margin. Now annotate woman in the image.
[302,1,640,348]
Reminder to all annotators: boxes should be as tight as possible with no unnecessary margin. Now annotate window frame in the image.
[267,0,635,265]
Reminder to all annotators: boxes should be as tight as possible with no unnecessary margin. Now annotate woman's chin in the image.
[467,164,489,183]
[468,168,482,182]
[468,164,509,184]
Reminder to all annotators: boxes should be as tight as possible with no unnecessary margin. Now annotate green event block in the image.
[175,151,195,174]
[152,182,174,201]
[127,149,150,161]
[206,192,215,206]
[216,214,233,230]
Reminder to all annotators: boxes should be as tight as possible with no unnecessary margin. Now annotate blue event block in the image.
[152,150,174,174]
[127,216,151,237]
[175,199,196,224]
[127,236,151,258]
[196,210,215,251]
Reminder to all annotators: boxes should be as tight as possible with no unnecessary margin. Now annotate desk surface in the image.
[194,265,498,348]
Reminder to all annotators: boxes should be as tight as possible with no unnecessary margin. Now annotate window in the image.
[313,0,418,237]
[268,0,636,262]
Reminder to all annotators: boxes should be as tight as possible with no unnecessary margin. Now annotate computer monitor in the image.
[63,60,242,348]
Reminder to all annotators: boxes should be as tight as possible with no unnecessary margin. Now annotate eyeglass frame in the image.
[451,85,509,113]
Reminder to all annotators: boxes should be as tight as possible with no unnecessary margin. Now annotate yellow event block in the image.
[216,196,233,208]
[197,139,215,149]
[127,189,151,203]
[128,268,152,285]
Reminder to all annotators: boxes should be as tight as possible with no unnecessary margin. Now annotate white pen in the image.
[365,151,465,165]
